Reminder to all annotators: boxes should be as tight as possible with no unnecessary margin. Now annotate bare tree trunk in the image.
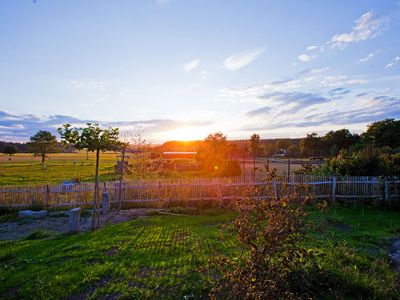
[92,149,100,229]
[118,148,125,213]
[41,145,46,165]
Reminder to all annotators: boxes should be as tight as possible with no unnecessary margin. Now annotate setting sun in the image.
[156,126,211,141]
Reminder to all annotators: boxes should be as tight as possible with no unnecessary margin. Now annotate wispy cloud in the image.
[66,79,105,90]
[298,54,314,62]
[330,11,389,49]
[242,92,400,131]
[0,111,211,142]
[224,47,265,71]
[386,56,400,68]
[328,87,351,99]
[183,59,200,72]
[320,75,368,87]
[358,52,375,63]
[246,91,331,118]
[306,45,319,51]
[299,11,390,55]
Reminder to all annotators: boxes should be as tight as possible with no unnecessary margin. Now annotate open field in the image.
[0,153,312,186]
[0,152,119,186]
[0,207,399,299]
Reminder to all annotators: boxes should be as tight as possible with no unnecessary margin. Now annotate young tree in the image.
[197,132,229,175]
[28,130,57,165]
[58,123,120,229]
[3,145,17,156]
[249,133,260,179]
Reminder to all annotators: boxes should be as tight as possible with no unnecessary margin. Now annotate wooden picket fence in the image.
[1,175,400,209]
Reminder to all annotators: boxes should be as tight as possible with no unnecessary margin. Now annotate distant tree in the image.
[300,132,321,157]
[322,129,360,155]
[28,130,57,165]
[250,134,260,179]
[288,144,300,157]
[275,139,291,151]
[197,132,240,176]
[3,145,17,156]
[362,119,400,148]
[58,123,120,229]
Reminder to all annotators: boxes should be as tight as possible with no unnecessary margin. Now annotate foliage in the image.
[2,146,17,156]
[58,123,120,228]
[300,132,321,157]
[249,133,260,156]
[209,187,319,299]
[275,138,291,150]
[322,129,360,155]
[28,130,57,164]
[58,123,120,152]
[362,118,400,148]
[197,132,241,176]
[316,147,400,176]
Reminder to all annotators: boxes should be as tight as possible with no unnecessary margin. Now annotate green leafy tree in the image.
[3,145,17,156]
[197,132,240,176]
[250,133,260,179]
[362,119,400,148]
[300,132,321,157]
[275,138,291,151]
[322,129,359,155]
[58,123,120,229]
[28,130,57,164]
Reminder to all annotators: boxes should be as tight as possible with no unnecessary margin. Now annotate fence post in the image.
[331,176,336,203]
[157,181,161,208]
[384,179,390,205]
[102,192,109,216]
[217,177,223,206]
[45,184,50,209]
[273,179,279,200]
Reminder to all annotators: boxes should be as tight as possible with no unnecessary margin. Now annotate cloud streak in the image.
[330,11,389,48]
[298,54,314,62]
[224,47,265,71]
[183,59,200,72]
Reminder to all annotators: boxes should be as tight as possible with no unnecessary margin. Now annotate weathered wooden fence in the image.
[1,175,400,209]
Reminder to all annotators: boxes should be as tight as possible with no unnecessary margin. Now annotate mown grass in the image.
[0,152,119,186]
[0,207,399,299]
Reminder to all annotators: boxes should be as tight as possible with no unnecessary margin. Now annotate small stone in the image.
[68,208,81,233]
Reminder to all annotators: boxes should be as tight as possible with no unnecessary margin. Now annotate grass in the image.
[0,207,399,299]
[0,152,307,186]
[0,152,119,186]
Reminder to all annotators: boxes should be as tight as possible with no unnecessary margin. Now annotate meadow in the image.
[0,152,119,186]
[0,207,399,299]
[0,153,306,186]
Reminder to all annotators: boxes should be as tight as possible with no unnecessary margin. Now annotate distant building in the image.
[274,149,288,157]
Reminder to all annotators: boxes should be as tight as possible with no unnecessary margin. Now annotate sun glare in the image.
[159,126,209,141]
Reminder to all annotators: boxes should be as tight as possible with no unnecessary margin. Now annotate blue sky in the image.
[0,0,400,142]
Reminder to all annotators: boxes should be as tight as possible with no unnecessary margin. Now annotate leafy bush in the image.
[300,147,400,176]
[208,186,321,299]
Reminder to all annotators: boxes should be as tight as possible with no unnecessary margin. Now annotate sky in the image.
[0,0,400,143]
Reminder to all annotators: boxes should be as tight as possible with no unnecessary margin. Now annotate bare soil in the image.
[0,208,157,240]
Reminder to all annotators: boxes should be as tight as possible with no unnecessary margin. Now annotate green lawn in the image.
[0,152,119,186]
[0,207,399,299]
